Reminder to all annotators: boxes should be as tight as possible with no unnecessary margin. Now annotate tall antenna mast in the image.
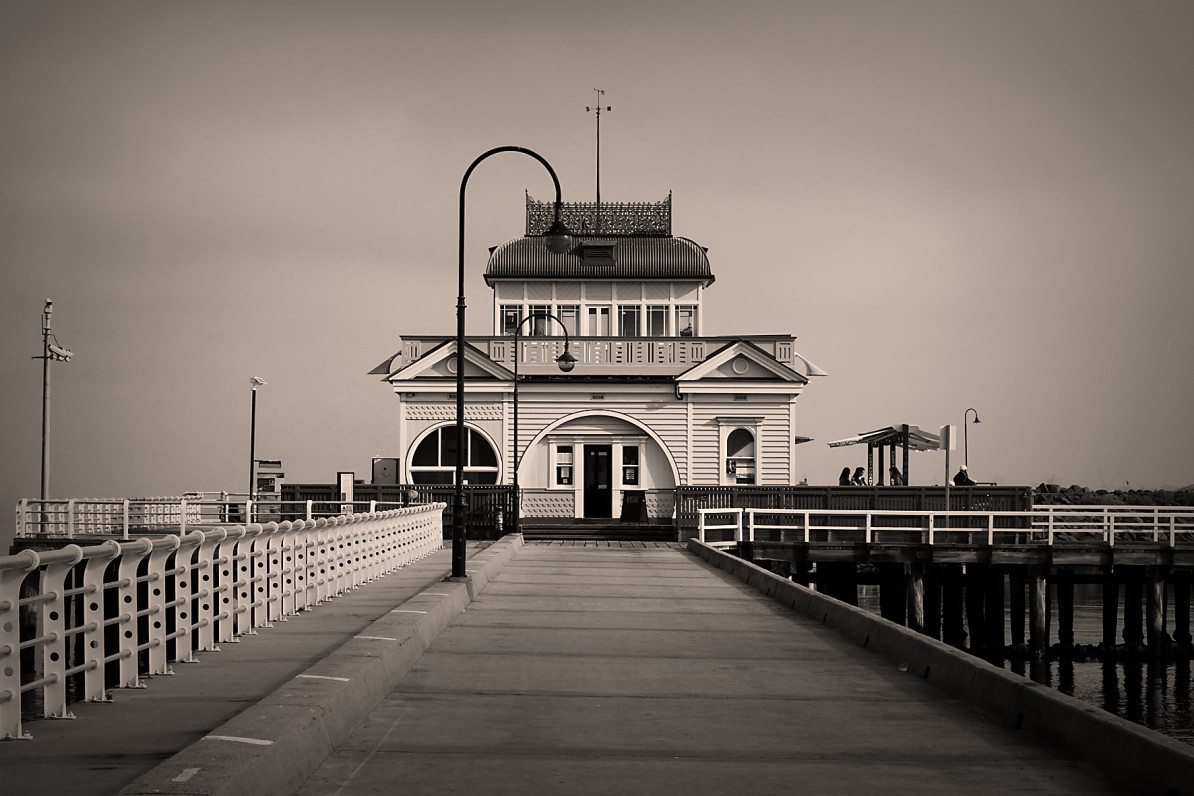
[586,88,611,231]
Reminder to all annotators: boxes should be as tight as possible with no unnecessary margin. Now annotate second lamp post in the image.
[511,312,577,535]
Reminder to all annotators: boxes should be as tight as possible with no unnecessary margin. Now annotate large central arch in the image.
[520,409,681,487]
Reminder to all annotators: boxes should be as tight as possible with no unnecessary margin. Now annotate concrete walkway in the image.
[0,543,491,796]
[297,544,1123,795]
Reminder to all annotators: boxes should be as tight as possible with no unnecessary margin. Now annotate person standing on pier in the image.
[851,467,867,486]
[839,467,852,486]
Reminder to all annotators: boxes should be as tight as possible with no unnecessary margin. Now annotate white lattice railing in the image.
[14,496,425,539]
[0,504,445,740]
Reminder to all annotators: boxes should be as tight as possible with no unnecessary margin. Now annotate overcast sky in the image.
[3,0,1193,537]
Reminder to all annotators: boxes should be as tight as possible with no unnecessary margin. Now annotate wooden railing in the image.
[676,485,1034,538]
[282,484,517,539]
[697,505,1194,549]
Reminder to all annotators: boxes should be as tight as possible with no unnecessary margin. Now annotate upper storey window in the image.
[617,305,641,337]
[676,306,698,337]
[646,305,668,337]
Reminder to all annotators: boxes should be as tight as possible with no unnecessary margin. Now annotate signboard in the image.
[620,490,647,524]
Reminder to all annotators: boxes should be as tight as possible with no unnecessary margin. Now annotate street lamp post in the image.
[35,299,72,502]
[453,146,571,579]
[249,377,267,512]
[511,312,577,535]
[963,407,981,468]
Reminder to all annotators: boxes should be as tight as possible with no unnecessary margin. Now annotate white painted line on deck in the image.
[204,735,274,746]
[172,768,201,783]
[391,609,428,614]
[297,674,351,682]
[355,635,398,641]
[420,592,450,596]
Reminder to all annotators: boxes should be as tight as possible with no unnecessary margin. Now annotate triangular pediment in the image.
[676,340,807,384]
[385,339,513,382]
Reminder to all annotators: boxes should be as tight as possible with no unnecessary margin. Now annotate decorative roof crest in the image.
[526,192,671,237]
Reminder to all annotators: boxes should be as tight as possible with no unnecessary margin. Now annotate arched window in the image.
[409,426,499,485]
[725,428,756,485]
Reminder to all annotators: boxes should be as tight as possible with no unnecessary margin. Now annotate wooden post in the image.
[820,562,858,606]
[1146,568,1166,654]
[923,565,941,640]
[792,559,813,588]
[1009,568,1026,651]
[907,563,925,634]
[942,565,966,646]
[1173,573,1192,648]
[1101,576,1119,650]
[965,564,987,653]
[879,564,906,625]
[1056,570,1074,653]
[985,567,1005,654]
[1123,569,1144,648]
[1028,572,1047,656]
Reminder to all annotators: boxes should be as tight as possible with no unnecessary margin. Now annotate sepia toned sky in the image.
[3,1,1193,537]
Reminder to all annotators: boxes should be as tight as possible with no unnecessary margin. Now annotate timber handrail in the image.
[696,505,1194,548]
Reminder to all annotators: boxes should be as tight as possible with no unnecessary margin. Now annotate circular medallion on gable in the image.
[732,356,750,374]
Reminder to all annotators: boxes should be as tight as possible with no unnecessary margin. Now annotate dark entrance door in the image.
[583,444,613,518]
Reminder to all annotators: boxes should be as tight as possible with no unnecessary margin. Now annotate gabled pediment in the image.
[676,340,808,384]
[385,339,513,383]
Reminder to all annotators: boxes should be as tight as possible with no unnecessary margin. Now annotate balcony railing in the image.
[390,335,799,376]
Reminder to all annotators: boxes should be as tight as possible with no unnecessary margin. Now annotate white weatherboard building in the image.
[371,195,825,524]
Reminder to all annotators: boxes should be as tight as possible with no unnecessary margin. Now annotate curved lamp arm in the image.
[452,147,571,578]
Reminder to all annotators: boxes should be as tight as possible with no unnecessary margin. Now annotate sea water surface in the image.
[860,583,1194,746]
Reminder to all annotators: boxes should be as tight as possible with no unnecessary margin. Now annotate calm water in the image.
[860,583,1194,746]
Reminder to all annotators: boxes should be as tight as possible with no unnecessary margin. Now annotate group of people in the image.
[837,465,977,486]
[839,466,867,486]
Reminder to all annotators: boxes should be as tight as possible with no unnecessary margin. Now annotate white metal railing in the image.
[0,503,445,740]
[696,505,1194,549]
[14,496,424,539]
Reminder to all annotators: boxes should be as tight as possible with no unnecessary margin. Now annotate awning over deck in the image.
[828,424,941,485]
[828,425,941,452]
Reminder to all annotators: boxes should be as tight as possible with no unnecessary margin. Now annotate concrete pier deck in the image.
[296,543,1122,795]
[7,538,1185,794]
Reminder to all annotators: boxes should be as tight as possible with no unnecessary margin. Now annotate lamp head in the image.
[543,218,573,255]
[555,349,577,373]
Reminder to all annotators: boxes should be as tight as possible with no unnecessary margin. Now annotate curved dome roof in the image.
[484,235,714,285]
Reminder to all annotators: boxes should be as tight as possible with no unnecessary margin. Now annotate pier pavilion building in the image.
[371,194,825,524]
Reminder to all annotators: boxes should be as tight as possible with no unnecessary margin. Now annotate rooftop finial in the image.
[586,89,611,231]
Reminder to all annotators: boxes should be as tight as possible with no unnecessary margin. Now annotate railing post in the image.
[803,511,810,543]
[865,511,872,544]
[122,499,130,540]
[67,498,77,538]
[306,499,313,521]
[15,499,26,537]
[370,499,377,514]
[928,512,935,546]
[987,513,994,546]
[180,498,188,534]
